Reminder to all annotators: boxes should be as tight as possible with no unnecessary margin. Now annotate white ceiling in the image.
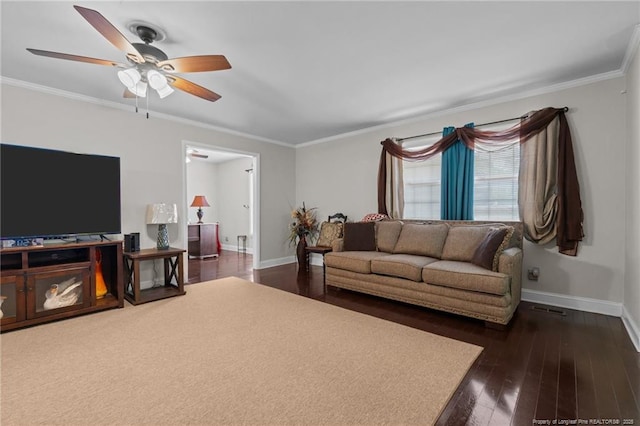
[2,1,639,145]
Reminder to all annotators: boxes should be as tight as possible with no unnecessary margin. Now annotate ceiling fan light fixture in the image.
[147,69,168,90]
[156,84,174,99]
[117,68,141,89]
[128,80,147,97]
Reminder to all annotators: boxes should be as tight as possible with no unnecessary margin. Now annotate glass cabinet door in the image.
[27,267,90,319]
[1,274,26,326]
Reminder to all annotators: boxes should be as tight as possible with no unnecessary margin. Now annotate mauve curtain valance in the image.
[377,107,584,256]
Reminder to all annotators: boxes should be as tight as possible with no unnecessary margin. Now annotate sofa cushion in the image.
[441,224,509,262]
[375,221,403,253]
[471,226,512,271]
[422,260,510,296]
[316,221,344,247]
[371,254,439,282]
[325,251,388,274]
[392,223,449,258]
[343,222,376,251]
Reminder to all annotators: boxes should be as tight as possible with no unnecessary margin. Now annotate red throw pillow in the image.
[361,213,388,222]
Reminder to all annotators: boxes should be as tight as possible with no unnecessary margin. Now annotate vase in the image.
[296,235,308,270]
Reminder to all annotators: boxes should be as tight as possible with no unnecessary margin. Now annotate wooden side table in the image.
[304,246,333,276]
[123,247,186,305]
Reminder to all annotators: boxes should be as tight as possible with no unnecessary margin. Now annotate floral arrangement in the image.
[288,202,319,246]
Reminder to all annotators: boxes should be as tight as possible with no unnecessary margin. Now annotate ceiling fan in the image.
[27,5,230,103]
[185,148,208,164]
[187,149,209,159]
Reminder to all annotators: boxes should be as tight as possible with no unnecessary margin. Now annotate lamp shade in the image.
[146,203,178,224]
[190,196,210,208]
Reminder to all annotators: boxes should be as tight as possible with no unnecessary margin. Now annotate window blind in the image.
[402,127,521,221]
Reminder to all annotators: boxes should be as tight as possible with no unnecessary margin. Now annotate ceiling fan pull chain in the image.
[146,93,150,119]
[135,93,139,114]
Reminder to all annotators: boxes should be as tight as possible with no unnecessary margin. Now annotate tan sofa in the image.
[325,220,523,326]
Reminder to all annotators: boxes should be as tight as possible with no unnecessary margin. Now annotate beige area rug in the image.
[1,277,482,425]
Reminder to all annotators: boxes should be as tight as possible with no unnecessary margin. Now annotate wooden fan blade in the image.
[27,48,125,67]
[123,89,135,98]
[157,55,231,73]
[168,76,221,102]
[73,5,144,63]
[190,153,209,159]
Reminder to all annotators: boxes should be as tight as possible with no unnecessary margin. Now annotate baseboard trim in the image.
[257,256,295,270]
[220,243,254,255]
[259,255,324,269]
[622,306,640,352]
[521,288,623,317]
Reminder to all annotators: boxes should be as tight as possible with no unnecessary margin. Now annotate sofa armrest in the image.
[498,247,523,306]
[331,238,344,252]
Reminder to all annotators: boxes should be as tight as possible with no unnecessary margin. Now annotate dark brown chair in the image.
[327,213,347,223]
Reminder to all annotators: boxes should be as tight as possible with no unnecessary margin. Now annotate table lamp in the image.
[190,195,210,223]
[146,203,178,250]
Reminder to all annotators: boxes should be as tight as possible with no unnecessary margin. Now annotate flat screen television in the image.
[1,143,121,240]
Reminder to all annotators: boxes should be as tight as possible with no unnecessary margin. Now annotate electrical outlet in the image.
[527,267,540,281]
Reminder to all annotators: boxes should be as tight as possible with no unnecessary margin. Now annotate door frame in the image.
[182,140,260,270]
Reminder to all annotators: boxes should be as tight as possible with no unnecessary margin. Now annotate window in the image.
[473,143,520,220]
[402,129,520,221]
[403,135,442,220]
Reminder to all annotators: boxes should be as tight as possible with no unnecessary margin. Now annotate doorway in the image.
[182,141,260,270]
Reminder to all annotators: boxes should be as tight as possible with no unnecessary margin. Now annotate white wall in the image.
[296,77,628,310]
[0,83,296,267]
[624,40,640,350]
[215,157,254,250]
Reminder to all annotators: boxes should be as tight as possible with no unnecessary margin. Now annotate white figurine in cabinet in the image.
[43,278,82,310]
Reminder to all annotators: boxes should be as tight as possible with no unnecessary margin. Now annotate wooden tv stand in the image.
[0,240,124,332]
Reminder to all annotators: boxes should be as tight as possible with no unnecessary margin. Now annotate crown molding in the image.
[0,76,295,149]
[296,69,624,148]
[621,24,640,74]
[1,51,632,151]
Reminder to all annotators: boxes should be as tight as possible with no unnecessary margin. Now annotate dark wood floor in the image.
[188,251,640,426]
